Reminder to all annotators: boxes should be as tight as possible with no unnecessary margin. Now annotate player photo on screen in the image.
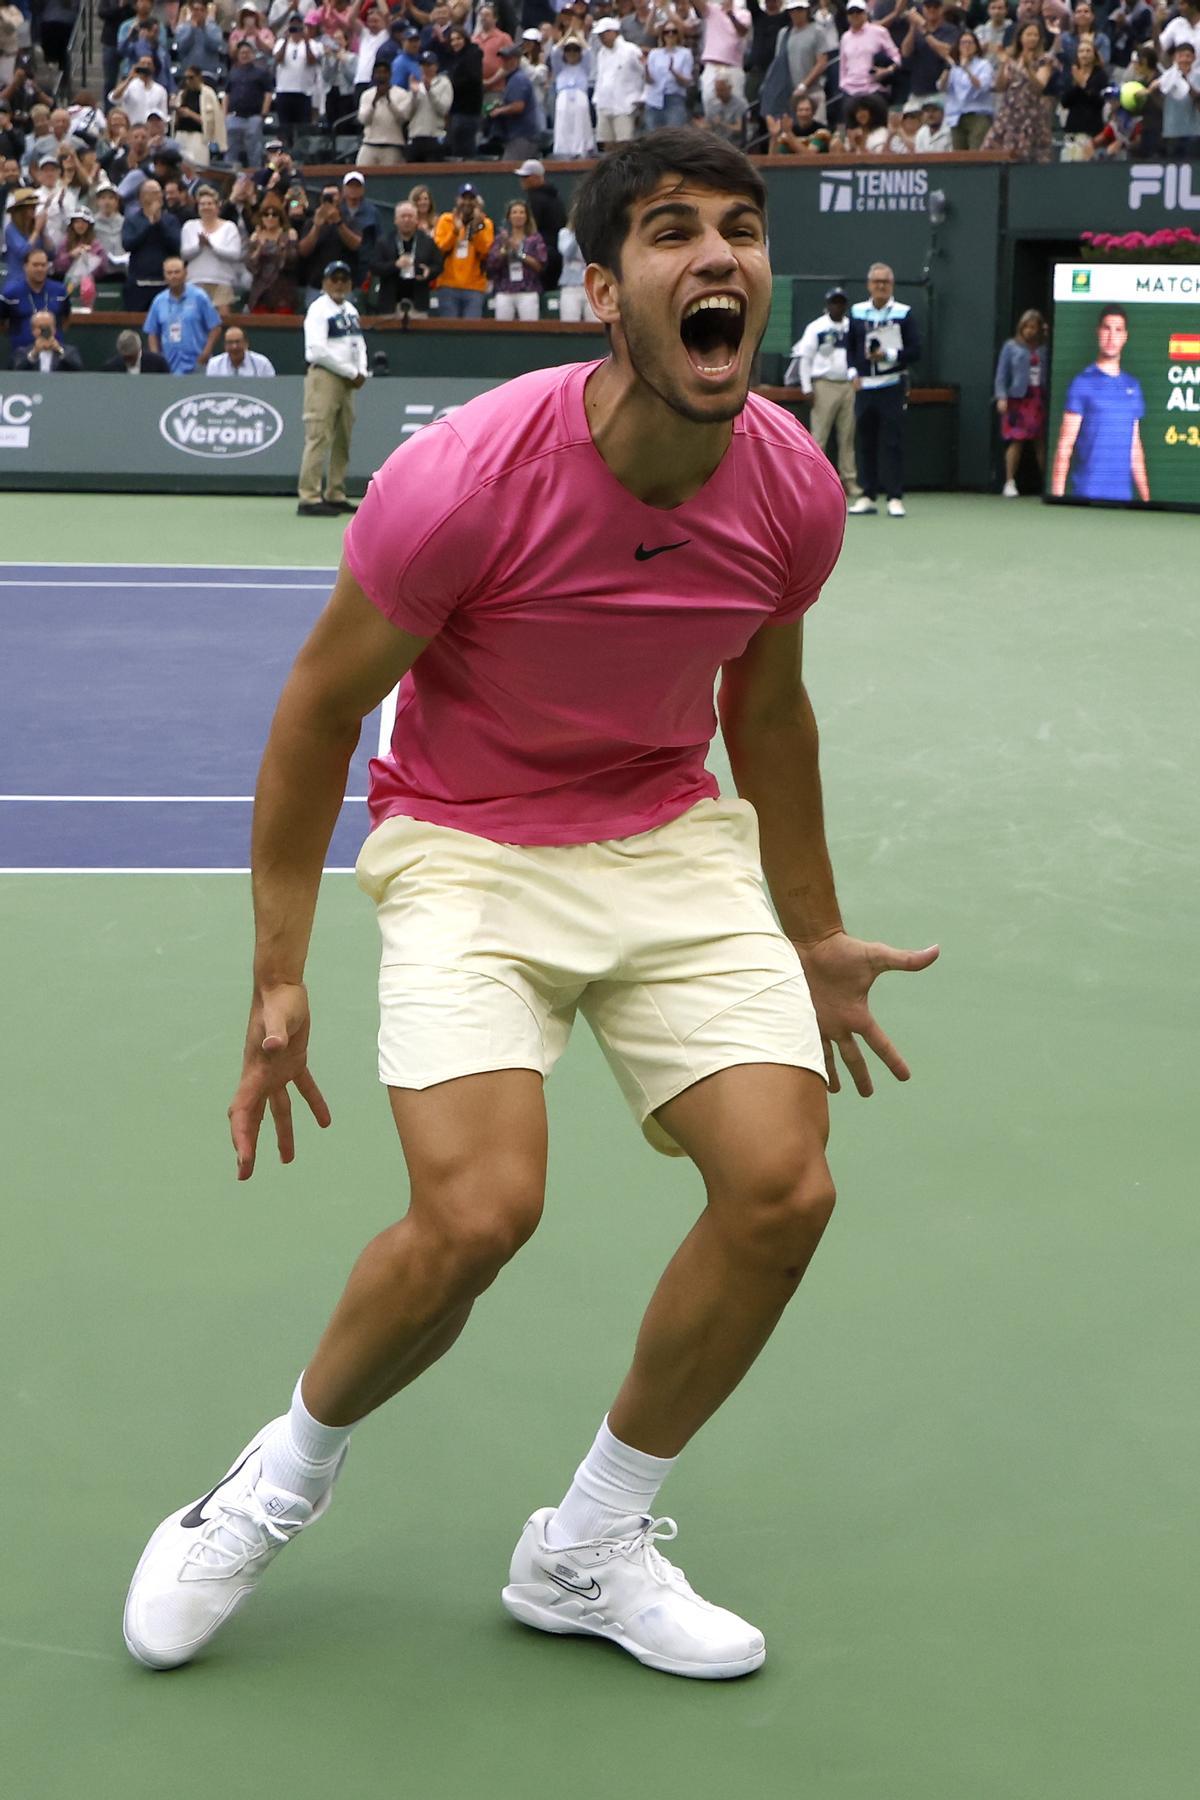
[1047,264,1200,514]
[1050,308,1149,504]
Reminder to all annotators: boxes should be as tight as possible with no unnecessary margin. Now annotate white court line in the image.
[0,1635,122,1664]
[377,684,399,758]
[2,867,356,875]
[0,580,328,590]
[1,795,367,804]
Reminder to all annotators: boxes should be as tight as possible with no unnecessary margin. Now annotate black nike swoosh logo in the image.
[634,539,691,561]
[547,1571,603,1601]
[179,1446,260,1530]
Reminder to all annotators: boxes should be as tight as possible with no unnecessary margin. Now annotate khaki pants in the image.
[809,378,862,497]
[356,142,406,167]
[299,365,357,505]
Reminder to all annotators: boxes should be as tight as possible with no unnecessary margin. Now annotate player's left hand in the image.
[793,930,939,1096]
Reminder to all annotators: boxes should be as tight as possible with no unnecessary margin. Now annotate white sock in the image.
[257,1374,354,1506]
[546,1416,679,1548]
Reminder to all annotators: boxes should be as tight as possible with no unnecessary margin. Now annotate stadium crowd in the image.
[1,0,1197,353]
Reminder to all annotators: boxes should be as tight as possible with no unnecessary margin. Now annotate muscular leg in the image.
[607,1064,834,1459]
[301,1069,547,1427]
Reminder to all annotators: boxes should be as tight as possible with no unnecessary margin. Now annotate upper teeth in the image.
[684,296,741,321]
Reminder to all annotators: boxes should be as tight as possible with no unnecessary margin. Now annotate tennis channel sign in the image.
[819,169,929,215]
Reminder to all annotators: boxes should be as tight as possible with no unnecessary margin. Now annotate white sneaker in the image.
[887,498,907,518]
[847,497,878,515]
[502,1509,765,1680]
[123,1421,345,1669]
[1002,480,1019,498]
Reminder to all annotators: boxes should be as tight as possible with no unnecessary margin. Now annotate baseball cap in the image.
[521,26,542,39]
[515,159,545,178]
[341,170,365,185]
[38,151,60,166]
[402,23,419,34]
[419,48,438,61]
[825,285,847,302]
[265,137,285,151]
[845,1,867,10]
[323,260,351,278]
[595,16,621,30]
[457,181,478,195]
[783,1,811,9]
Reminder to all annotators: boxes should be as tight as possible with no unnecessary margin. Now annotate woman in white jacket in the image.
[181,185,246,309]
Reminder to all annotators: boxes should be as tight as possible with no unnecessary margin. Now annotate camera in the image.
[867,335,882,355]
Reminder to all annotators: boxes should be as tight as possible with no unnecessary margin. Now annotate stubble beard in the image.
[617,298,758,427]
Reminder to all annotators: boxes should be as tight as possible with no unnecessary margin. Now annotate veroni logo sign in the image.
[159,392,285,460]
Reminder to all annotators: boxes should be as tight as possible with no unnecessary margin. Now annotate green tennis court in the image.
[2,491,1195,1799]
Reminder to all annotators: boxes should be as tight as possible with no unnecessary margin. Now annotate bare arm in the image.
[720,618,938,1094]
[1049,409,1081,495]
[1131,419,1149,502]
[229,562,429,1176]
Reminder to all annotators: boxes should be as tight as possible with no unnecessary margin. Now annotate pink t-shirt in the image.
[345,359,845,847]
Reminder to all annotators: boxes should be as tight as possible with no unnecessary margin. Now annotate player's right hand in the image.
[228,983,331,1181]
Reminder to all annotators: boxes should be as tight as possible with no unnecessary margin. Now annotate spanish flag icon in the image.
[1168,331,1200,360]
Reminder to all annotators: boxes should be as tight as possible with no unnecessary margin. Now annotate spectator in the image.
[516,157,563,292]
[181,186,243,310]
[490,40,541,160]
[841,90,889,147]
[939,28,995,149]
[221,167,260,239]
[257,141,299,198]
[913,92,951,147]
[644,23,695,131]
[1106,0,1153,72]
[591,18,644,145]
[767,89,834,149]
[3,54,54,132]
[145,254,221,373]
[838,0,901,115]
[432,182,493,319]
[698,0,752,106]
[111,57,170,129]
[703,72,750,139]
[103,325,170,370]
[390,24,423,90]
[620,0,661,52]
[98,111,138,181]
[338,169,377,270]
[1159,1,1200,65]
[976,0,1012,60]
[4,186,46,267]
[2,244,70,357]
[407,184,436,236]
[786,284,862,498]
[320,27,359,132]
[67,91,107,149]
[1059,33,1107,157]
[406,50,454,161]
[761,1,831,131]
[521,27,552,123]
[273,16,323,145]
[443,24,484,157]
[549,34,594,157]
[371,197,443,316]
[229,5,275,60]
[244,193,300,310]
[98,1,138,102]
[298,258,366,517]
[357,58,410,163]
[473,5,513,97]
[295,176,366,304]
[485,196,545,321]
[116,0,165,81]
[1055,3,1110,70]
[993,306,1047,496]
[224,38,275,169]
[121,177,181,309]
[982,22,1054,160]
[53,211,108,307]
[11,304,82,369]
[900,0,959,104]
[162,176,196,229]
[846,261,920,518]
[1155,41,1200,157]
[173,65,228,168]
[745,0,792,108]
[353,4,391,103]
[207,323,277,376]
[91,183,128,270]
[0,102,23,166]
[556,222,595,321]
[174,2,227,80]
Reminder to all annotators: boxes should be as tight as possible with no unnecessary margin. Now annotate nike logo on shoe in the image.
[179,1446,260,1530]
[547,1569,603,1601]
[634,540,690,561]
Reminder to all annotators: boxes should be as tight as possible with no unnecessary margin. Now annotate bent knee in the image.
[714,1155,836,1273]
[408,1163,545,1287]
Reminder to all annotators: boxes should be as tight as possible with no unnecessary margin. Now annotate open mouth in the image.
[680,294,746,380]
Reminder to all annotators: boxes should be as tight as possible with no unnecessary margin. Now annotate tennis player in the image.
[124,131,938,1680]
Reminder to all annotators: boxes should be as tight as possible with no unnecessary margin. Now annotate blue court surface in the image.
[0,563,377,872]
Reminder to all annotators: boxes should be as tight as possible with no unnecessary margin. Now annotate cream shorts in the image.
[355,796,826,1157]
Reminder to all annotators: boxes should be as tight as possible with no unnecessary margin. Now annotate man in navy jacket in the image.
[846,262,921,518]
